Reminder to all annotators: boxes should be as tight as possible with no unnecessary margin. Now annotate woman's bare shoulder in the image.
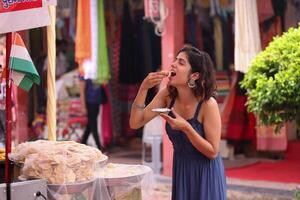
[202,97,219,110]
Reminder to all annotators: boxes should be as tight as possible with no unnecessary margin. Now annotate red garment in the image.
[260,17,282,49]
[100,85,112,147]
[257,0,274,23]
[119,84,140,137]
[226,95,256,142]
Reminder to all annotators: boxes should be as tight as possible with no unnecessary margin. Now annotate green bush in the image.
[241,25,300,132]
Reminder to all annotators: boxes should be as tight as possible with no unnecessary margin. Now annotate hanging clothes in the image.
[284,0,300,31]
[209,0,224,70]
[104,0,123,141]
[119,83,140,137]
[198,7,215,64]
[260,17,282,49]
[106,1,161,138]
[111,20,123,140]
[257,0,274,23]
[82,0,98,80]
[234,0,261,73]
[118,2,145,137]
[185,11,197,47]
[75,0,91,75]
[119,1,145,84]
[184,9,204,50]
[97,0,111,84]
[224,13,234,67]
[210,0,222,16]
[99,85,112,147]
[258,0,285,49]
[226,72,256,151]
[142,20,161,77]
[69,0,77,41]
[213,16,223,70]
[142,20,161,105]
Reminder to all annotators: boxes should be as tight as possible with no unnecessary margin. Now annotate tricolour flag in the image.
[9,33,40,92]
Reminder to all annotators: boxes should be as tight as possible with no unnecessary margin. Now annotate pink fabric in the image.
[257,0,274,23]
[256,123,287,151]
[260,17,282,49]
[257,137,287,151]
[100,85,112,147]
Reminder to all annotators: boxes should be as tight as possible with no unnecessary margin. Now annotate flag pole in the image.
[46,5,56,141]
[5,32,12,200]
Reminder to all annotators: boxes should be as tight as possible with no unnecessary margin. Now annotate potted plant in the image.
[241,25,300,136]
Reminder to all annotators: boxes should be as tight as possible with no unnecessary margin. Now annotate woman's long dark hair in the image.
[168,46,217,101]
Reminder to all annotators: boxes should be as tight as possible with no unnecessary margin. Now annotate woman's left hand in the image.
[160,108,190,132]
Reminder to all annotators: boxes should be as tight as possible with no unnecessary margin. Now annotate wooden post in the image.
[161,0,184,176]
[46,5,56,141]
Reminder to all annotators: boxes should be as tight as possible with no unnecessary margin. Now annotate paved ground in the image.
[104,145,298,200]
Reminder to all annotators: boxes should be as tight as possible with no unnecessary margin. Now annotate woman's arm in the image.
[160,98,221,160]
[130,87,169,129]
[130,71,169,129]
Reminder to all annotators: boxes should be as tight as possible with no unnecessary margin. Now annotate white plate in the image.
[152,108,171,113]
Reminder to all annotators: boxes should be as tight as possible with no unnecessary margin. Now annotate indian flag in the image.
[9,33,40,92]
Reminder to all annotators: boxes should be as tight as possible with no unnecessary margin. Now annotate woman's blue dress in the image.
[166,99,227,200]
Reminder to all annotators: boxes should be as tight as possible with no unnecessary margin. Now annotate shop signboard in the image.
[0,0,50,34]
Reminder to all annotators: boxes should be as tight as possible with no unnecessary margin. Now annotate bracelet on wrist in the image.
[132,103,145,110]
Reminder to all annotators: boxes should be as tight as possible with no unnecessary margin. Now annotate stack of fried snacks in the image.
[10,140,103,184]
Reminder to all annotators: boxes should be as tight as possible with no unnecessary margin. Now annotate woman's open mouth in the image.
[168,71,176,77]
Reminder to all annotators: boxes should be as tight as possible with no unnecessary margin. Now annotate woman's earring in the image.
[187,79,196,88]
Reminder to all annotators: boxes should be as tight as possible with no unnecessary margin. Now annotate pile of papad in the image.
[10,140,103,184]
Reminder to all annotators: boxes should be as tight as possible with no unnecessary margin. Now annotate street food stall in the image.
[0,1,154,199]
[8,139,152,200]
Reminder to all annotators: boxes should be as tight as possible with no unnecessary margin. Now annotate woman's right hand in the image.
[140,71,169,90]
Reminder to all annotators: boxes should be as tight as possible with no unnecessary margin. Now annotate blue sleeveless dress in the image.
[166,99,227,200]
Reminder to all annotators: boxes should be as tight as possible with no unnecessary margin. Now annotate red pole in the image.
[5,32,12,200]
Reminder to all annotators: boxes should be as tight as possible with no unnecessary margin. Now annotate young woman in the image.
[130,46,227,199]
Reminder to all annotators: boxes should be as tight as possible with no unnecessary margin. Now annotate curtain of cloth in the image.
[82,0,98,80]
[234,0,261,73]
[75,0,91,75]
[214,16,223,70]
[284,0,300,31]
[100,85,112,147]
[97,0,111,84]
[104,0,123,141]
